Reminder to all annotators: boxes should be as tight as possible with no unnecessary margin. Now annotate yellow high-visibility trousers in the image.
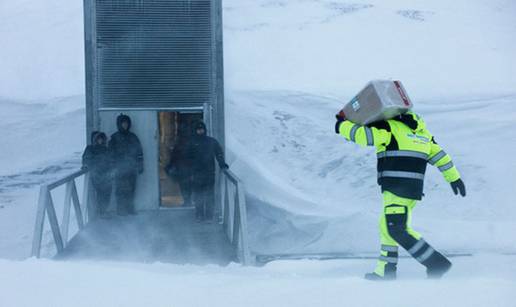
[374,191,422,277]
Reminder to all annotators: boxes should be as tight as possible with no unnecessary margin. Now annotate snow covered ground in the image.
[0,0,516,306]
[2,255,516,307]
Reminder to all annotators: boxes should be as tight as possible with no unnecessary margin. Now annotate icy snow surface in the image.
[0,0,516,305]
[1,255,516,307]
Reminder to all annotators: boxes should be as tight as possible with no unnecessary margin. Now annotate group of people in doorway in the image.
[82,114,227,222]
[82,114,143,217]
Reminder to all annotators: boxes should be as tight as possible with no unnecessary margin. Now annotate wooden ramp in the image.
[56,209,236,266]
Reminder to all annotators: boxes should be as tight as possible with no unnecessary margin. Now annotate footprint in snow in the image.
[397,10,435,22]
[260,0,288,8]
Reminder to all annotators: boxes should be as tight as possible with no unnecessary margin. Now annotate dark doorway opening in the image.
[158,112,203,208]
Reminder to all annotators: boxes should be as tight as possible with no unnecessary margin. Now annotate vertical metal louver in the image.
[95,0,213,107]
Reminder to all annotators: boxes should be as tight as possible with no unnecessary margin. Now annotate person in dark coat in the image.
[186,121,228,221]
[82,131,112,217]
[109,114,144,215]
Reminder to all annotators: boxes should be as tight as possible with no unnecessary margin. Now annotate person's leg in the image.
[115,171,133,215]
[199,185,208,221]
[92,181,102,215]
[114,172,126,215]
[404,201,452,278]
[178,178,191,207]
[125,172,137,214]
[367,191,421,280]
[95,182,111,216]
[192,184,203,220]
[205,184,215,221]
[383,191,451,279]
[372,213,401,279]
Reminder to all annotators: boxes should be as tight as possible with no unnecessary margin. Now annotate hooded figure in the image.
[185,121,228,221]
[109,114,144,215]
[82,131,112,217]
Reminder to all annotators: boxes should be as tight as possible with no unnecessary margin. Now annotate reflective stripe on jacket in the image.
[338,112,461,200]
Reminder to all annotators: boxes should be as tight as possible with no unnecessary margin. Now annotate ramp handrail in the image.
[31,169,92,258]
[220,169,253,265]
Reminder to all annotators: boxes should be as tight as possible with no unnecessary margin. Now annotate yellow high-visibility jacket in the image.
[337,112,460,200]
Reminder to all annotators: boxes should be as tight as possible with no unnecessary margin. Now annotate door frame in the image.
[156,106,210,209]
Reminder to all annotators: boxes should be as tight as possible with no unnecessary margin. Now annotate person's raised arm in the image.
[214,139,229,170]
[335,114,391,148]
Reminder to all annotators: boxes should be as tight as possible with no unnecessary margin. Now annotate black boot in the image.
[404,238,452,279]
[364,272,396,281]
[423,252,452,279]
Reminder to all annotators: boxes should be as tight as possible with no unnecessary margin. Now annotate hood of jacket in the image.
[393,111,426,132]
[117,114,132,132]
[90,131,100,143]
[193,121,207,136]
[91,131,107,144]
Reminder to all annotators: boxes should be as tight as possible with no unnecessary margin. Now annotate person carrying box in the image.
[335,110,466,280]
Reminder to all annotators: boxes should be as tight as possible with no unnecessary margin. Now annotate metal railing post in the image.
[61,181,74,245]
[220,169,253,265]
[71,180,85,229]
[31,169,89,258]
[31,185,49,258]
[237,183,252,265]
[232,187,240,245]
[46,192,65,254]
[82,172,93,223]
[223,177,230,232]
[219,173,226,224]
[228,182,235,238]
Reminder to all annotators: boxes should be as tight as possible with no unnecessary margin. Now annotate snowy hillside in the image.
[228,91,516,255]
[224,0,516,100]
[0,0,515,305]
[0,1,84,101]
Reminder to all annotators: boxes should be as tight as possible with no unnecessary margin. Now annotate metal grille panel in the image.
[95,0,213,107]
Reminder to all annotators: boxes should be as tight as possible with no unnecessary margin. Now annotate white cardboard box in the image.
[340,80,413,125]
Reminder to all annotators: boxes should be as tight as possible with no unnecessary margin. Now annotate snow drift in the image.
[1,0,516,305]
[0,0,515,266]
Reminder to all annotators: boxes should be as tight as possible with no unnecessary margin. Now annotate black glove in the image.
[335,113,346,134]
[450,179,466,197]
